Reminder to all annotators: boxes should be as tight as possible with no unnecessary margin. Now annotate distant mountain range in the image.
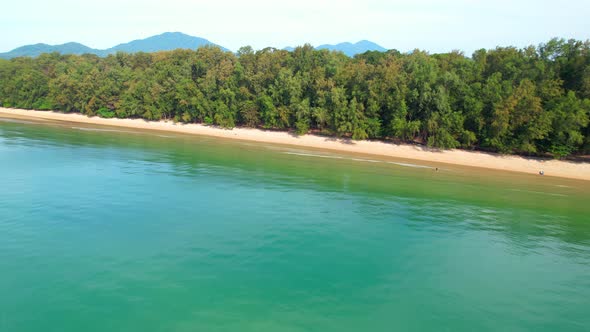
[317,40,387,56]
[0,33,387,59]
[0,32,228,59]
[107,32,229,54]
[284,40,387,56]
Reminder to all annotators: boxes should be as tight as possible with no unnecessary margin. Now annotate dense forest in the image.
[1,39,589,158]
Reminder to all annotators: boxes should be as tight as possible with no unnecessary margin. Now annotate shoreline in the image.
[1,107,590,181]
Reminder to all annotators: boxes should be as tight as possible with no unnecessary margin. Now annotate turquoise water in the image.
[1,117,589,331]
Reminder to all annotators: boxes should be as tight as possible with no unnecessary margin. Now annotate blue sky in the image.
[2,0,589,54]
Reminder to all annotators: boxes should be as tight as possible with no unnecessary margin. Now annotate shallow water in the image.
[1,118,589,331]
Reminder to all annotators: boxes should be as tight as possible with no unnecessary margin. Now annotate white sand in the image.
[2,107,589,181]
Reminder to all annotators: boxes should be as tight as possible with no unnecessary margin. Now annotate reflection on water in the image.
[1,118,590,331]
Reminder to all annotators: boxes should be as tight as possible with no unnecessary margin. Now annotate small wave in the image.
[71,127,138,134]
[480,209,497,214]
[387,161,434,169]
[351,158,381,163]
[283,152,381,163]
[508,188,568,197]
[0,118,38,125]
[282,151,437,169]
[282,152,345,160]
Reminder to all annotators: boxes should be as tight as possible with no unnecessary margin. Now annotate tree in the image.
[545,92,590,158]
[490,79,551,153]
[1,38,589,158]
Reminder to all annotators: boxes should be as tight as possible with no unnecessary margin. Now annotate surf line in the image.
[282,151,435,169]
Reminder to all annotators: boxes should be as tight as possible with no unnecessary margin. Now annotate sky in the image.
[1,0,589,55]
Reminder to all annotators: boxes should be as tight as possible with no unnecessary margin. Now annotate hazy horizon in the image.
[2,0,589,54]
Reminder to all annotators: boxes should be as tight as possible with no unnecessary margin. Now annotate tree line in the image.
[1,39,589,158]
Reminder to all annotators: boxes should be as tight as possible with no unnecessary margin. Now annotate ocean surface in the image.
[1,117,589,332]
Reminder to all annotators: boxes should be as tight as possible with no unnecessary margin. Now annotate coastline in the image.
[1,107,589,181]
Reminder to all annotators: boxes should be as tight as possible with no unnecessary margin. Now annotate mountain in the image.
[282,40,387,57]
[0,34,387,59]
[0,42,102,59]
[316,40,387,57]
[106,32,228,54]
[0,32,228,59]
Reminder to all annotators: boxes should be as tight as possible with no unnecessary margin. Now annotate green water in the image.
[1,117,589,332]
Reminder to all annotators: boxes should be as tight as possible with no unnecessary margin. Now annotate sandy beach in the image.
[1,107,589,181]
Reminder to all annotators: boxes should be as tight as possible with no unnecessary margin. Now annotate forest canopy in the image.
[1,38,589,158]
